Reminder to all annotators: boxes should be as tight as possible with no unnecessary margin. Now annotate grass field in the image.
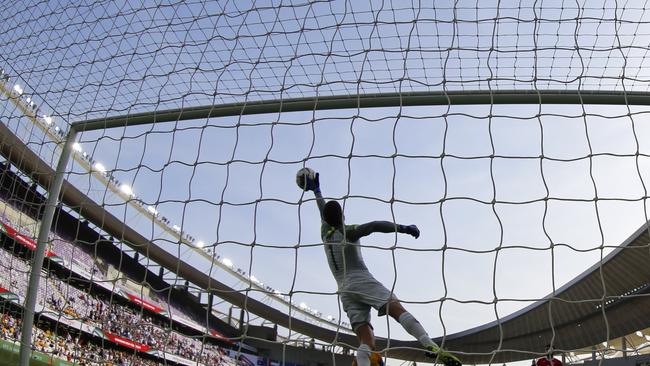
[0,338,73,366]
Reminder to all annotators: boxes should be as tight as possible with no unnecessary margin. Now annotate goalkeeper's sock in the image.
[398,312,437,348]
[356,344,372,366]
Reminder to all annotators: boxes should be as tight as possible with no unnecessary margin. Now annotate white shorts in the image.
[337,271,397,331]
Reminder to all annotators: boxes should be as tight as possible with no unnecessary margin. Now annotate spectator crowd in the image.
[0,210,237,365]
[2,310,158,365]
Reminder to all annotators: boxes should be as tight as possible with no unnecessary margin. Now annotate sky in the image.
[2,1,650,365]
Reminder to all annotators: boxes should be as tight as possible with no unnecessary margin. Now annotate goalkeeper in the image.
[301,172,461,366]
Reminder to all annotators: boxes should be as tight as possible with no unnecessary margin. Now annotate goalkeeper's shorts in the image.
[338,271,397,331]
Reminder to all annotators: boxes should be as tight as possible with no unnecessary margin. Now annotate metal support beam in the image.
[239,308,245,331]
[19,128,77,366]
[71,90,650,132]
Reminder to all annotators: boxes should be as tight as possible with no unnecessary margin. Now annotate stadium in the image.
[1,1,650,366]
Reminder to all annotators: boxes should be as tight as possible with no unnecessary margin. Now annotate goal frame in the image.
[18,89,650,365]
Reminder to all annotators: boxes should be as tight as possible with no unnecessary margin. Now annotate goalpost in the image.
[1,1,650,366]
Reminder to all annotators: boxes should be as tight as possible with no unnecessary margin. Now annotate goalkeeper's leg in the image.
[384,300,462,366]
[343,293,382,366]
[354,323,375,366]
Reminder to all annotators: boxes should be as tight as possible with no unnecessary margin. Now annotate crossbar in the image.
[71,89,650,132]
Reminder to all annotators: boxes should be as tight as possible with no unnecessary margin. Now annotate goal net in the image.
[1,1,650,365]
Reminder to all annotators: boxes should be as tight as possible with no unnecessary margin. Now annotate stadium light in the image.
[299,302,307,309]
[25,97,31,103]
[250,275,258,283]
[43,115,53,125]
[13,84,23,95]
[222,258,233,268]
[146,205,158,215]
[636,331,644,337]
[196,240,205,248]
[72,142,82,152]
[120,183,133,196]
[327,315,334,321]
[172,224,181,232]
[93,162,106,173]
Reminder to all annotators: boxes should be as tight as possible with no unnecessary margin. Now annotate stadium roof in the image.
[1,120,650,364]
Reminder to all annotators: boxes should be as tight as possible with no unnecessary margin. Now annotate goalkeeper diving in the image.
[299,169,462,366]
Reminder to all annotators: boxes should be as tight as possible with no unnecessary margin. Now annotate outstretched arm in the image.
[347,221,420,242]
[304,172,325,215]
[314,185,325,216]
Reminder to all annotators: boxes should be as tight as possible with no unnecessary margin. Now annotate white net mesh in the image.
[1,1,650,366]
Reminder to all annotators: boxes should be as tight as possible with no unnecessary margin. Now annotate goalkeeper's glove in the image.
[398,224,420,239]
[305,172,320,193]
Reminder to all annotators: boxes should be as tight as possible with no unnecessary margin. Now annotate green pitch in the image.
[0,339,74,366]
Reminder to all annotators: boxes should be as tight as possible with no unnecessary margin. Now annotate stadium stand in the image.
[0,164,246,365]
[0,245,29,300]
[0,225,239,365]
[1,309,162,365]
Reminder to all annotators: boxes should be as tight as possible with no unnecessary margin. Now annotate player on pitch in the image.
[301,171,461,366]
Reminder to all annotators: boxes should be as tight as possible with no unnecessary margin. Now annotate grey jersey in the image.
[321,222,369,284]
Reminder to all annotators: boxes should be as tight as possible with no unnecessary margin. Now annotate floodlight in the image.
[93,162,106,173]
[13,84,23,95]
[72,142,82,152]
[146,206,158,215]
[196,240,205,248]
[119,184,133,196]
[222,258,233,268]
[43,115,52,125]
